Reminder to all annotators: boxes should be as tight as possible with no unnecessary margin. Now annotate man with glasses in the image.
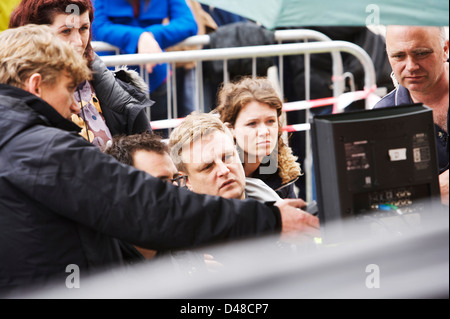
[105,132,186,189]
[105,132,221,273]
[169,112,309,269]
[104,132,187,260]
[169,112,287,204]
[1,25,320,293]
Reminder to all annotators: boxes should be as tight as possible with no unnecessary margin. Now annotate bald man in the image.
[374,26,449,206]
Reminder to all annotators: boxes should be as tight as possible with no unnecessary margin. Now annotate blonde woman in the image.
[215,77,302,199]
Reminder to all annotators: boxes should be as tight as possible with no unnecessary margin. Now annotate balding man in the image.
[374,26,449,205]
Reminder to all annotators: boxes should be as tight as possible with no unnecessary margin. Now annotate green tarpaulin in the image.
[196,0,449,29]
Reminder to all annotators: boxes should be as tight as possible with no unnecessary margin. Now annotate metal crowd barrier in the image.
[94,34,377,202]
[93,29,348,115]
[96,41,376,115]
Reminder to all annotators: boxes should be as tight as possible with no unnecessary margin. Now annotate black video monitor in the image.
[310,104,441,243]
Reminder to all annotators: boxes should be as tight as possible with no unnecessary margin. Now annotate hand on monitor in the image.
[275,199,321,243]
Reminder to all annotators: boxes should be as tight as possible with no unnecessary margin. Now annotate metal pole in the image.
[100,42,375,92]
[304,40,312,203]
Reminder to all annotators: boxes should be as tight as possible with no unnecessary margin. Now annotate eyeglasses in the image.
[170,175,188,188]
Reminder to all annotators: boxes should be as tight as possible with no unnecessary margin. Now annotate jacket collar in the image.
[394,85,414,106]
[0,84,81,133]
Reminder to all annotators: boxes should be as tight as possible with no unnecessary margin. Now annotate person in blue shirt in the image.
[374,26,449,206]
[92,0,198,122]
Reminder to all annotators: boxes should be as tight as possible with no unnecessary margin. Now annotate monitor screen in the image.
[310,104,441,243]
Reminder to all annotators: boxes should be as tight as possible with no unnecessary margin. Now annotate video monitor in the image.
[310,104,441,243]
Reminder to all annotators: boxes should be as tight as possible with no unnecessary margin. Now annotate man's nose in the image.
[216,161,231,177]
[70,96,81,114]
[405,55,420,72]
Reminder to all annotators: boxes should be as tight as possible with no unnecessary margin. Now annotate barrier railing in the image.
[93,29,347,114]
[98,40,376,201]
[150,86,377,131]
[99,40,375,107]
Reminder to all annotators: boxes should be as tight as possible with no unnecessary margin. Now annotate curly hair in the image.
[215,76,301,184]
[9,0,95,66]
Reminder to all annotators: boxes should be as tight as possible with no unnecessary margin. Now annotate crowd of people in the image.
[0,0,448,296]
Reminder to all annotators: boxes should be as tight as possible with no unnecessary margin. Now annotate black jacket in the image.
[208,22,275,78]
[90,54,153,135]
[0,84,281,293]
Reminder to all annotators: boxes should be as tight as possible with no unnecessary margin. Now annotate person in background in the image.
[169,112,316,263]
[215,77,302,199]
[9,0,153,149]
[0,0,20,31]
[0,25,319,294]
[104,132,184,261]
[92,0,198,124]
[374,26,449,206]
[106,131,223,272]
[199,3,247,27]
[165,0,218,119]
[195,2,248,110]
[280,26,395,200]
[169,112,284,203]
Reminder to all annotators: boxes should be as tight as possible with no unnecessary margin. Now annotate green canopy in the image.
[197,0,449,29]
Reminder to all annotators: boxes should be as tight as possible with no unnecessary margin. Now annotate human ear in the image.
[444,40,449,61]
[179,171,194,191]
[25,73,43,97]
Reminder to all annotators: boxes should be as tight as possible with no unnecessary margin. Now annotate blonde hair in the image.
[169,112,232,172]
[215,76,301,184]
[0,24,91,89]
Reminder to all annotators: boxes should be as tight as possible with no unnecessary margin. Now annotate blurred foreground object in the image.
[14,204,448,299]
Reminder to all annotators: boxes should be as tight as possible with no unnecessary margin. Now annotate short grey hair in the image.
[438,27,447,47]
[386,25,448,47]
